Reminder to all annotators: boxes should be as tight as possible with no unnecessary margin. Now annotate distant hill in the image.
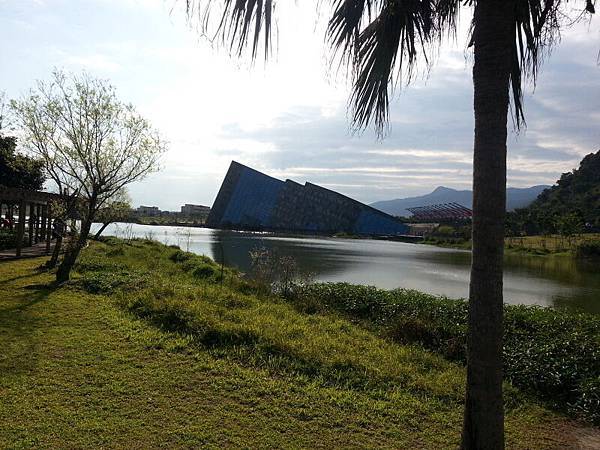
[371,185,549,217]
[522,150,600,228]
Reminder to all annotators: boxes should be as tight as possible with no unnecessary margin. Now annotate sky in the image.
[1,0,599,210]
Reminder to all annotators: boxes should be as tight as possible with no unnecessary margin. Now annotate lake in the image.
[93,223,600,314]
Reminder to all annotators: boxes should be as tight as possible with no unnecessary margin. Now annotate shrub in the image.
[295,282,600,424]
[575,378,600,423]
[435,225,456,237]
[192,264,216,279]
[75,256,127,272]
[80,269,148,294]
[576,240,600,258]
[169,249,194,263]
[248,248,313,296]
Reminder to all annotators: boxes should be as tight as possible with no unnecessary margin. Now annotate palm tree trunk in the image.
[462,1,515,448]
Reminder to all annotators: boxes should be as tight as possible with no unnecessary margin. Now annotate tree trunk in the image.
[57,197,97,283]
[46,233,63,269]
[94,222,111,240]
[56,217,92,283]
[461,1,514,449]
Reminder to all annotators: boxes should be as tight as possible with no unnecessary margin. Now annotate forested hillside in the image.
[508,150,600,234]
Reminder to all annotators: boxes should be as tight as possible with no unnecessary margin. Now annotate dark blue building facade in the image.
[207,161,409,236]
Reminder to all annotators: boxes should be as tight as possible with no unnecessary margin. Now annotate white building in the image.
[180,204,210,216]
[136,205,160,216]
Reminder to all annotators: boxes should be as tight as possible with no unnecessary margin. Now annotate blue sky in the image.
[1,0,599,209]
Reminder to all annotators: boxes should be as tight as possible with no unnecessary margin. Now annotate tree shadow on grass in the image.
[0,269,46,285]
[0,282,59,376]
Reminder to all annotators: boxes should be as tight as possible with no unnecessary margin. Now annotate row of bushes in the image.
[292,283,600,423]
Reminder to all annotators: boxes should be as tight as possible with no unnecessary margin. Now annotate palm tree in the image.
[184,1,596,447]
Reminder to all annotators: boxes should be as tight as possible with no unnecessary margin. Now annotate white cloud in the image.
[1,0,598,208]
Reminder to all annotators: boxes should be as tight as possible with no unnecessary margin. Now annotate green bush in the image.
[295,283,600,423]
[169,249,194,263]
[96,236,122,246]
[75,256,127,273]
[80,269,148,294]
[435,225,456,237]
[192,264,216,279]
[576,240,600,258]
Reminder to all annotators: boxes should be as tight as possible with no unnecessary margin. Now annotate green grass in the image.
[505,234,600,256]
[422,236,472,250]
[0,238,595,448]
[295,283,600,424]
[423,233,600,257]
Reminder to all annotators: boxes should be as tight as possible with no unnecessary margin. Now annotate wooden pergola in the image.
[0,186,62,257]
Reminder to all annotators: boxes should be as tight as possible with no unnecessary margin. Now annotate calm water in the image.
[94,223,600,314]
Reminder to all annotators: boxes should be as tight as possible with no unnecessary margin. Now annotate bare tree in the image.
[12,70,166,282]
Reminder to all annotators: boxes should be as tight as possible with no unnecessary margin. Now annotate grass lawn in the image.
[505,233,600,255]
[424,233,600,255]
[0,241,597,448]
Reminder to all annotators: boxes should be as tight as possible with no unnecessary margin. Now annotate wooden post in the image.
[34,204,39,242]
[8,205,14,230]
[37,204,42,243]
[40,204,47,247]
[34,204,39,243]
[46,204,52,254]
[28,203,34,247]
[16,200,26,257]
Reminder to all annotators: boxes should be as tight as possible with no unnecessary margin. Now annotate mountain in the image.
[371,185,549,217]
[521,150,600,228]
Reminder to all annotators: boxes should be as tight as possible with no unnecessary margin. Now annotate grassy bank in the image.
[505,234,600,256]
[295,284,600,424]
[423,233,600,257]
[1,238,598,448]
[422,236,472,250]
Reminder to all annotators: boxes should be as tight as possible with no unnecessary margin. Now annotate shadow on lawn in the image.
[0,280,59,376]
[0,269,46,285]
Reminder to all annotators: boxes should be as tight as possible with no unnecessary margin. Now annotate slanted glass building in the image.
[207,161,409,236]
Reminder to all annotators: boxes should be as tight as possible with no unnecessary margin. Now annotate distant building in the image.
[136,205,160,216]
[181,204,211,216]
[207,161,409,236]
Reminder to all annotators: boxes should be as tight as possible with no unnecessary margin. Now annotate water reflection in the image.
[210,231,367,277]
[94,223,600,314]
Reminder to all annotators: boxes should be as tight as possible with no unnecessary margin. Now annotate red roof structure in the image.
[407,202,472,222]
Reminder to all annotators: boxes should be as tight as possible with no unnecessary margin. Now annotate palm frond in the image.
[327,0,380,64]
[509,0,594,128]
[435,0,469,35]
[186,0,274,59]
[183,0,594,135]
[329,0,441,136]
[511,0,560,127]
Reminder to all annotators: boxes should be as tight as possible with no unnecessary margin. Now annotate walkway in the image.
[0,240,58,261]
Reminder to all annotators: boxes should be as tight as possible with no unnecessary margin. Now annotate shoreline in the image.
[112,222,600,259]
